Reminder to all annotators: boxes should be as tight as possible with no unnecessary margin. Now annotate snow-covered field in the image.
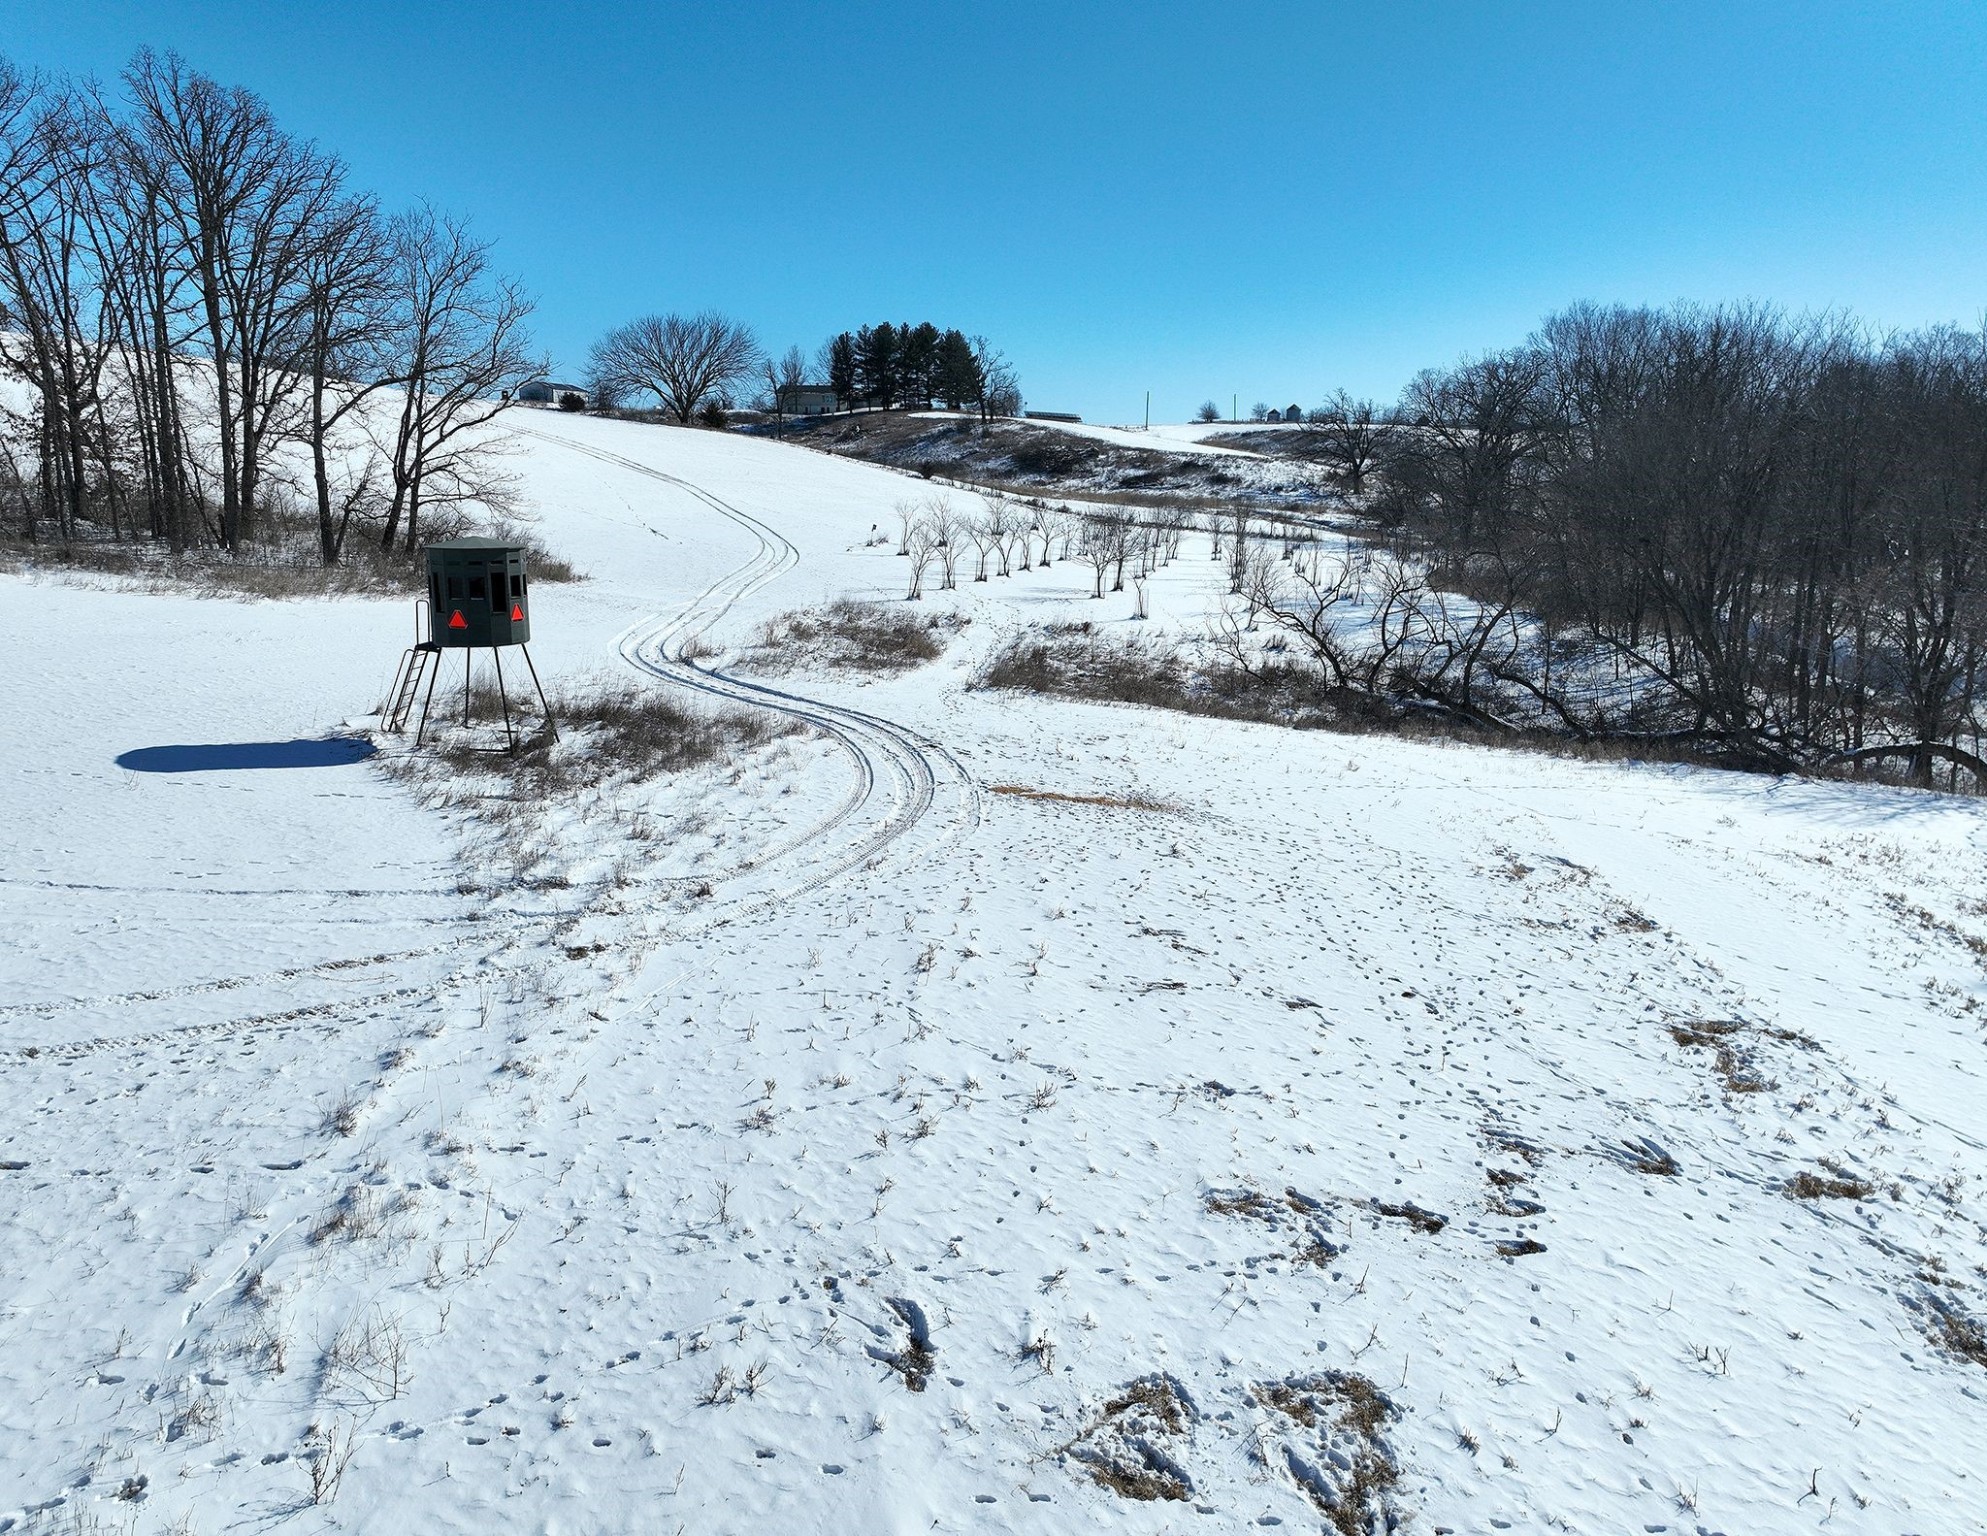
[5,412,1987,1534]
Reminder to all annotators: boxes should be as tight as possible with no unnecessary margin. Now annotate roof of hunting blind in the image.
[426,537,522,551]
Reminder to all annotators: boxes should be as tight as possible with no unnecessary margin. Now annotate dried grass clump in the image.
[749,598,963,674]
[1204,1187,1278,1220]
[1884,893,1987,961]
[982,629,1200,711]
[866,1296,935,1393]
[1060,1375,1195,1502]
[308,1183,396,1246]
[1668,1019,1777,1095]
[425,680,796,795]
[0,521,576,601]
[165,1389,222,1444]
[320,1307,413,1402]
[1374,1199,1447,1235]
[1203,1185,1344,1265]
[980,626,1444,733]
[1786,1169,1874,1201]
[1927,1302,1987,1367]
[321,1094,360,1138]
[1254,1371,1403,1535]
[990,782,1174,812]
[1619,1137,1681,1177]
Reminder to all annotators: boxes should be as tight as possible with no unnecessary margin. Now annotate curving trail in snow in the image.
[12,415,1987,1534]
[517,427,981,921]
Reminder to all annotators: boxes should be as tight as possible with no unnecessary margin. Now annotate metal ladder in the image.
[380,600,438,734]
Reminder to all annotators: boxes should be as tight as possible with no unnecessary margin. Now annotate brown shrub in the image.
[1668,1019,1779,1095]
[749,598,963,674]
[426,680,795,795]
[1786,1170,1874,1201]
[1928,1303,1987,1367]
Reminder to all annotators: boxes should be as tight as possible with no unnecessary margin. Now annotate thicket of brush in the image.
[1286,303,1987,789]
[980,623,1824,776]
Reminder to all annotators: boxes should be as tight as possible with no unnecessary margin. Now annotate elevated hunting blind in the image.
[428,537,531,647]
[380,537,556,754]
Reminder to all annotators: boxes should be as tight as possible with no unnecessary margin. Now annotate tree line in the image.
[586,311,1023,426]
[0,50,542,565]
[823,322,1019,417]
[1240,303,1987,786]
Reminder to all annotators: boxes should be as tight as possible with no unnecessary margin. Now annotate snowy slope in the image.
[909,413,1270,460]
[3,413,1987,1535]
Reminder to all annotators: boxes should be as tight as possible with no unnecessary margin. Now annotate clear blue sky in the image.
[6,1,1986,423]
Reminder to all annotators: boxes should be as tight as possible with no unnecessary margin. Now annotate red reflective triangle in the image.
[447,609,467,629]
[510,603,524,621]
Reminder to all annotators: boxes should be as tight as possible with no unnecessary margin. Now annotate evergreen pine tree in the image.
[856,322,899,409]
[934,329,982,411]
[828,332,857,410]
[899,322,942,407]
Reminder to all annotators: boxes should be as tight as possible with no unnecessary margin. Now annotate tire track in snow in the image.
[15,430,979,1059]
[520,426,981,920]
[0,939,476,1021]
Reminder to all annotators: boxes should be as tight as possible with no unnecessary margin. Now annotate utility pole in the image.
[1232,393,1237,423]
[1144,391,1150,431]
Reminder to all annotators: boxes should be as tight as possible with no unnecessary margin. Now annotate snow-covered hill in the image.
[759,409,1333,506]
[4,412,1986,1534]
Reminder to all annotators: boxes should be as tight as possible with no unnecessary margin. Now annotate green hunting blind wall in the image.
[425,538,531,648]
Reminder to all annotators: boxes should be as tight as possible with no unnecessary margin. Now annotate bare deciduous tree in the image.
[1032,503,1069,568]
[126,49,347,553]
[1079,510,1132,599]
[763,343,807,435]
[294,192,392,562]
[904,518,939,600]
[982,489,1017,576]
[971,335,1020,421]
[587,311,761,424]
[1308,388,1389,497]
[0,47,544,568]
[375,206,542,552]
